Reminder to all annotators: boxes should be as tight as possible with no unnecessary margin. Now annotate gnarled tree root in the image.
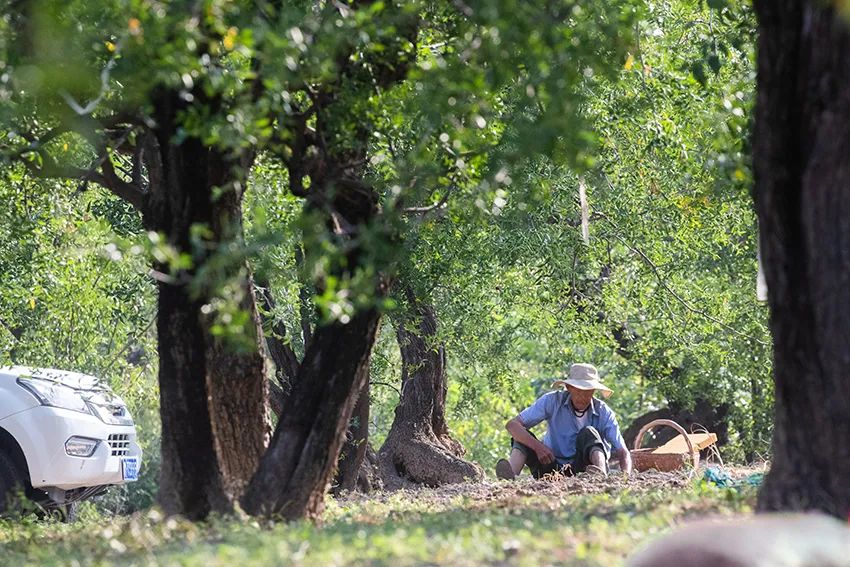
[378,427,483,491]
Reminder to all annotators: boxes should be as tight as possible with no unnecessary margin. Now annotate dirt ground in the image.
[336,463,769,512]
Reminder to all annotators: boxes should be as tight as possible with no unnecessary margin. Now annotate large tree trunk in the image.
[753,0,850,517]
[241,154,390,518]
[148,91,269,517]
[203,275,271,499]
[378,291,483,489]
[332,380,372,495]
[156,282,230,518]
[242,2,416,517]
[242,147,385,518]
[203,177,271,499]
[241,308,382,519]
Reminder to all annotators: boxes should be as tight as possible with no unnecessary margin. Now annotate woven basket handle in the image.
[633,419,696,457]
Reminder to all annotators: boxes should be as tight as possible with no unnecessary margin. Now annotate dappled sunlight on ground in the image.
[0,466,763,566]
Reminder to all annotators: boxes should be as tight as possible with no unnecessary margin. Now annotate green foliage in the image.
[355,0,767,467]
[0,170,158,512]
[0,0,768,526]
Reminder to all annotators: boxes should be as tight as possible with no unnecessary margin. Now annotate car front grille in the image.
[107,433,130,456]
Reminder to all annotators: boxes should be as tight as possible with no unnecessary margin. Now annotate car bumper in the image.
[0,405,142,490]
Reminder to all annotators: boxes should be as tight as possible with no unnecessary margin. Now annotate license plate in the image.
[122,457,140,482]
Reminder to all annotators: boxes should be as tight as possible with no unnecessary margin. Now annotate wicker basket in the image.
[630,419,700,473]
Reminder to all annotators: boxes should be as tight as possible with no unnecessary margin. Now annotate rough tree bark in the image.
[241,107,393,518]
[241,114,387,519]
[753,0,850,517]
[242,0,418,519]
[202,164,272,500]
[257,272,374,496]
[332,380,373,495]
[148,90,269,517]
[378,289,483,489]
[156,282,230,518]
[255,277,303,417]
[242,307,382,519]
[12,89,272,516]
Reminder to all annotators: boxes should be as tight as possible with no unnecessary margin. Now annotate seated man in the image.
[496,363,632,479]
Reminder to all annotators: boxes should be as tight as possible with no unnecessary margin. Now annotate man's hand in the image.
[616,447,633,476]
[534,442,555,465]
[505,416,556,465]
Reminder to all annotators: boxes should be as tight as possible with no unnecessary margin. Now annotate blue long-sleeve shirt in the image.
[518,391,626,466]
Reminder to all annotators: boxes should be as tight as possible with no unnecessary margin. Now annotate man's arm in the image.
[599,406,631,475]
[615,447,633,475]
[506,416,555,464]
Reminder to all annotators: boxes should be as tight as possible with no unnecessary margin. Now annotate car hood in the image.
[3,366,106,391]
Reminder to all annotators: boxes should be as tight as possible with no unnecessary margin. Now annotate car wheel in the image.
[25,488,80,522]
[36,502,78,523]
[0,451,25,517]
[59,502,78,523]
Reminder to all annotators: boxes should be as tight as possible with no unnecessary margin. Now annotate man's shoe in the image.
[496,459,516,480]
[585,464,607,477]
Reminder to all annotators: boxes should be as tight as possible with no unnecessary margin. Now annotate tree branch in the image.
[11,114,147,210]
[597,211,768,346]
[98,149,146,210]
[295,246,314,351]
[25,153,112,189]
[255,281,301,385]
[402,185,455,216]
[370,380,401,397]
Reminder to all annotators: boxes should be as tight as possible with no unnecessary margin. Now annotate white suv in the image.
[0,366,142,516]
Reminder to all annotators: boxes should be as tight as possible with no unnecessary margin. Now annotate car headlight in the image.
[86,400,134,426]
[17,377,93,415]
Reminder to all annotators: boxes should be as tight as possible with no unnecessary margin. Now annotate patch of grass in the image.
[0,476,757,566]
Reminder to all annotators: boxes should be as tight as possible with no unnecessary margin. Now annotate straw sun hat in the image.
[551,363,614,398]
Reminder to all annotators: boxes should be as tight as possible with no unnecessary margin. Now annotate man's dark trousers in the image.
[510,426,607,478]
